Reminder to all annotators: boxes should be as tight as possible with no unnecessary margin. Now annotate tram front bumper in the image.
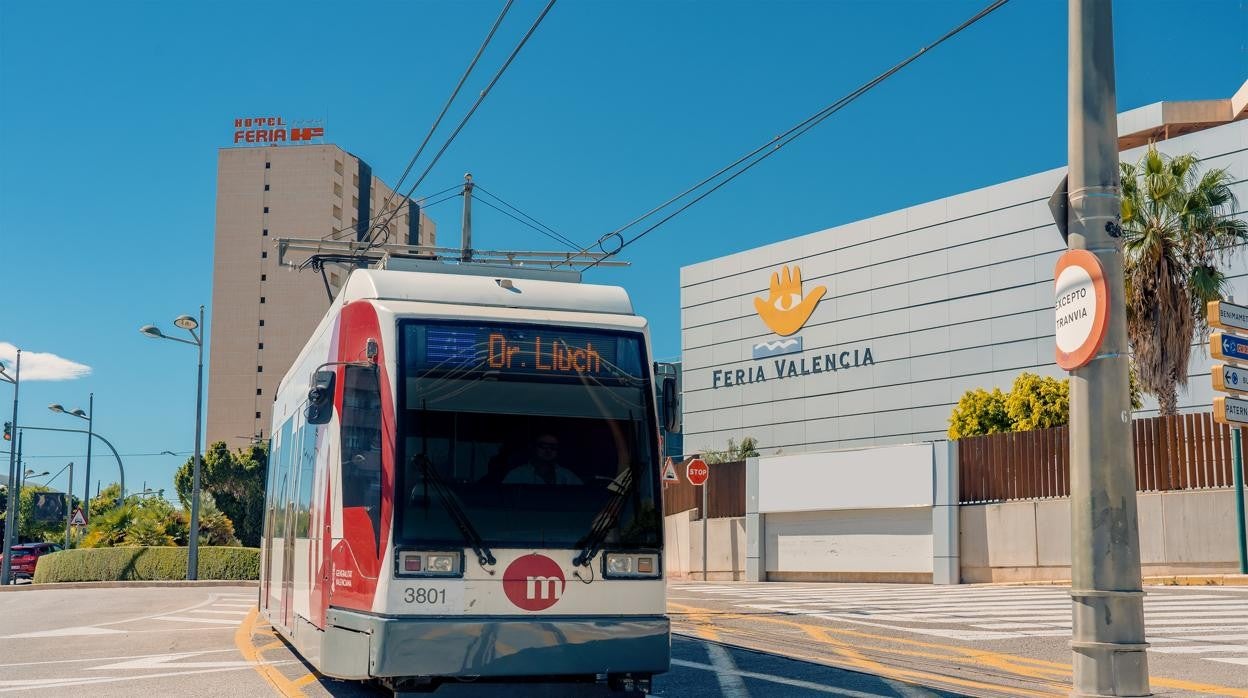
[323,608,670,679]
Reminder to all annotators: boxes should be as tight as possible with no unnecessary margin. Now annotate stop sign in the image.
[686,458,709,486]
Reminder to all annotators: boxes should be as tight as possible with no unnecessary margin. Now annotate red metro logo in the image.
[503,554,566,611]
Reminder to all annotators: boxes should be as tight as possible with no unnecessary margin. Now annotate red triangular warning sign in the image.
[69,508,87,526]
[662,457,680,483]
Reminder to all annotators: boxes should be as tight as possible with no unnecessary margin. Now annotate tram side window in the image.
[272,418,294,539]
[341,366,383,544]
[294,421,318,538]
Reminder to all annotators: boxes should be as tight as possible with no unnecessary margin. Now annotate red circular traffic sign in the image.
[502,554,566,611]
[1054,249,1109,370]
[686,458,709,486]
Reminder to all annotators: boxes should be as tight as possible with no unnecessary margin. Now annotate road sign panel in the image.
[1211,332,1248,363]
[1054,249,1109,370]
[1208,300,1248,333]
[686,458,709,486]
[69,508,87,527]
[1214,396,1248,426]
[662,458,679,483]
[1212,363,1248,395]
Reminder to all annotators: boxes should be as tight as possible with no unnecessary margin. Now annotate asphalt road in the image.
[0,585,953,697]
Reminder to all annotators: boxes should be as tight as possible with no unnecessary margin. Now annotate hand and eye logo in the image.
[753,265,826,337]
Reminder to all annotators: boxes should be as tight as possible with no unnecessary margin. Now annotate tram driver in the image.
[502,433,583,485]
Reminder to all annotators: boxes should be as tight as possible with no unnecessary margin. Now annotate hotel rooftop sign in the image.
[232,116,325,146]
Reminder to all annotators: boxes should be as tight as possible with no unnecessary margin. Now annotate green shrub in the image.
[32,546,260,583]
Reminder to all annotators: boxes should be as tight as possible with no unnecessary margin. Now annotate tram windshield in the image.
[396,321,661,551]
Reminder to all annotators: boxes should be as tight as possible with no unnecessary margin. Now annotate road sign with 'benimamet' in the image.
[1208,300,1248,333]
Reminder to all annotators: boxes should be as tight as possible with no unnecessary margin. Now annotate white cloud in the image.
[0,342,92,382]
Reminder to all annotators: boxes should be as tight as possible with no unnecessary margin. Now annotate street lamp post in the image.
[48,396,92,508]
[140,306,205,580]
[1,351,20,585]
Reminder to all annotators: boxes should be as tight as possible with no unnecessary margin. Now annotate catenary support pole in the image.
[188,305,205,581]
[64,462,74,549]
[1233,429,1247,574]
[83,393,93,513]
[2,350,19,585]
[461,173,474,262]
[1067,1,1150,695]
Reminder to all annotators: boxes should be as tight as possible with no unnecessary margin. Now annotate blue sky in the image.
[1,0,1245,501]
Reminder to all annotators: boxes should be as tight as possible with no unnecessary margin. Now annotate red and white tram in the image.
[260,264,676,693]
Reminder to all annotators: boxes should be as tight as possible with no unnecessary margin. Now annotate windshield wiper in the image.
[413,454,497,569]
[573,465,637,567]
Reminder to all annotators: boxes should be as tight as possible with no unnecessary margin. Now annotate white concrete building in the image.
[679,82,1248,458]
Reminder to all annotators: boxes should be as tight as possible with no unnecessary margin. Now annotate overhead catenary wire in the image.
[573,0,1011,270]
[471,191,581,250]
[363,0,559,255]
[361,0,517,248]
[324,182,462,242]
[473,184,582,250]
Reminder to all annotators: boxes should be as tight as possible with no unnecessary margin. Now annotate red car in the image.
[3,542,62,581]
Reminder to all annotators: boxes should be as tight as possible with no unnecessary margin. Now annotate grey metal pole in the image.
[1067,1,1150,695]
[1233,429,1248,574]
[701,483,708,581]
[2,350,19,585]
[461,173,473,262]
[188,304,205,580]
[83,393,93,512]
[65,462,73,549]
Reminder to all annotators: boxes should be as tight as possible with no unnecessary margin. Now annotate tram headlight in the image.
[603,552,661,579]
[396,550,462,578]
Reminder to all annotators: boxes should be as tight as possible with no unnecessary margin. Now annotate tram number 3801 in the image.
[403,587,447,605]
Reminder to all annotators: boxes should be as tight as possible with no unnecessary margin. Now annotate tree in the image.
[948,387,1011,439]
[89,483,122,519]
[175,441,267,547]
[949,371,1145,438]
[701,436,760,464]
[1121,144,1248,415]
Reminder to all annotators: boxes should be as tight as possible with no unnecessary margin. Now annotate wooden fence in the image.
[661,459,746,519]
[958,412,1248,504]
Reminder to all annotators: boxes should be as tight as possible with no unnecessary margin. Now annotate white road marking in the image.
[705,642,750,697]
[0,649,239,669]
[0,662,298,692]
[189,609,250,615]
[675,582,1248,667]
[92,651,272,671]
[1210,657,1248,665]
[1,626,124,639]
[152,615,241,625]
[672,658,917,697]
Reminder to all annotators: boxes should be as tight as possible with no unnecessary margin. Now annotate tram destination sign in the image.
[1211,332,1248,364]
[1214,395,1248,427]
[1208,300,1248,333]
[1212,363,1248,396]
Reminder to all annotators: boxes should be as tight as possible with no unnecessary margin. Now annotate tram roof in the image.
[340,268,636,316]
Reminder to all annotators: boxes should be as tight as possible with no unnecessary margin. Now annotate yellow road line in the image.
[669,601,1248,698]
[234,607,313,697]
[292,674,319,688]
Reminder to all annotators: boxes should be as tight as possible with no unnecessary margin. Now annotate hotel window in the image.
[258,366,263,373]
[258,342,264,350]
[263,206,269,213]
[333,205,343,220]
[256,411,262,419]
[257,388,263,396]
[334,183,343,197]
[261,251,268,259]
[264,184,270,191]
[353,173,359,187]
[262,229,268,236]
[260,274,266,281]
[260,297,266,304]
[352,196,359,209]
[335,160,344,175]
[259,319,265,327]
[265,162,271,169]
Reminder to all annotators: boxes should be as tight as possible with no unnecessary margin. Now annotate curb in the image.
[984,574,1248,588]
[0,579,259,592]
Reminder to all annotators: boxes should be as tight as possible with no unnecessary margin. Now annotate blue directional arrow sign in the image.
[1212,363,1248,395]
[1211,332,1248,363]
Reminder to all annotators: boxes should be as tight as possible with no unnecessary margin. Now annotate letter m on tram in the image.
[527,576,563,600]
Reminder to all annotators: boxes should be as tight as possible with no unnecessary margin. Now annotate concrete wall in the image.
[663,509,747,581]
[764,507,932,583]
[960,488,1248,583]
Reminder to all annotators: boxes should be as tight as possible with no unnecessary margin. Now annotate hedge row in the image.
[33,546,261,583]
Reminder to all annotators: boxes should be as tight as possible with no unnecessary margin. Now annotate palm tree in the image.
[1121,144,1248,415]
